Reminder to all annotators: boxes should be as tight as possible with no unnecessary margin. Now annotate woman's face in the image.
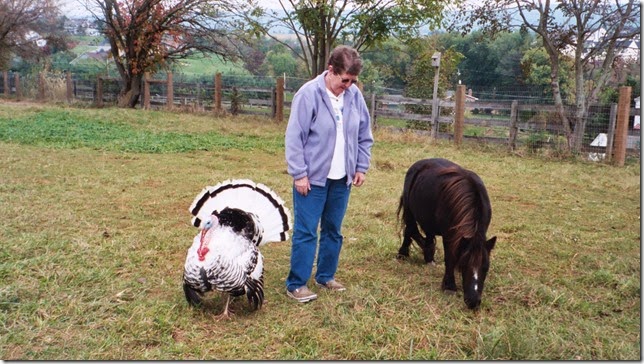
[327,65,358,96]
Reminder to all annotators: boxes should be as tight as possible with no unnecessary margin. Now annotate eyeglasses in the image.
[335,72,358,85]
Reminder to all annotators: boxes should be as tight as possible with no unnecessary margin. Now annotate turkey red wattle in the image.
[198,229,210,261]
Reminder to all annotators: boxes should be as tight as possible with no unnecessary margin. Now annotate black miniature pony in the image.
[396,158,496,309]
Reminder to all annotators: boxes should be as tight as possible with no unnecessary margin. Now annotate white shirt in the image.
[326,88,346,179]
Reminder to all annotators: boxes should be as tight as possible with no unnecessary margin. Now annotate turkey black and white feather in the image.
[183,179,291,318]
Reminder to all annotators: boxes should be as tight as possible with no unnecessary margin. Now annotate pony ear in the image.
[485,236,497,252]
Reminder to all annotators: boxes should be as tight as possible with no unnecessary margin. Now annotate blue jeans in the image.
[286,177,351,292]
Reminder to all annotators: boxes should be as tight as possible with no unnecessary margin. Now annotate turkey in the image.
[183,179,291,318]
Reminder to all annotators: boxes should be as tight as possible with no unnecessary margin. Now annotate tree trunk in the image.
[118,73,143,108]
[571,108,589,152]
[569,43,587,153]
[548,54,573,152]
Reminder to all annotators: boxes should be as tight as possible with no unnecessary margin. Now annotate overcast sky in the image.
[58,0,93,17]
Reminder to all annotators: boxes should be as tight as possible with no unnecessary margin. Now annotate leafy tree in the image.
[263,47,301,77]
[224,0,448,77]
[438,30,533,89]
[404,39,463,126]
[488,31,534,86]
[405,38,463,100]
[0,0,66,70]
[440,32,498,88]
[449,0,641,153]
[520,46,573,102]
[355,58,385,94]
[239,43,266,75]
[361,38,412,91]
[87,0,239,108]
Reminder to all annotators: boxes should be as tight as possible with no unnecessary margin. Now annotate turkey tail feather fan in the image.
[183,179,292,319]
[189,179,292,245]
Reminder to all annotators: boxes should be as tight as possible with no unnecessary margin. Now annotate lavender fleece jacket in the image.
[285,71,374,187]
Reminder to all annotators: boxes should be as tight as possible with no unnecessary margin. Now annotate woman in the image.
[284,45,374,303]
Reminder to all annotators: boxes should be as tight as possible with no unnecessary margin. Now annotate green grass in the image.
[175,54,248,77]
[0,102,640,360]
[0,108,281,153]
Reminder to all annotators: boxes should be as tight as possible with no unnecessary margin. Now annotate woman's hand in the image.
[353,172,366,187]
[294,176,311,196]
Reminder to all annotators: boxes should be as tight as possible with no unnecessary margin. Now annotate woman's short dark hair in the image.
[328,45,363,76]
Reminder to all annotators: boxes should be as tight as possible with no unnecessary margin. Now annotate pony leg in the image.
[396,234,412,260]
[441,242,457,293]
[397,221,425,259]
[422,235,436,265]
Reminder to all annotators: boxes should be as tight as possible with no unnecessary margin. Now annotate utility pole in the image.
[430,52,441,139]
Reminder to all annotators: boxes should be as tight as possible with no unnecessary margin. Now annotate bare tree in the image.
[449,0,640,153]
[86,0,240,108]
[224,0,447,77]
[0,0,61,69]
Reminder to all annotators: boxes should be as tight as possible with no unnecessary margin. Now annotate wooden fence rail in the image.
[0,70,287,122]
[0,70,639,163]
[369,86,639,161]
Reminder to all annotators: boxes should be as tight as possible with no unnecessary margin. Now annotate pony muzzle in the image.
[464,292,482,309]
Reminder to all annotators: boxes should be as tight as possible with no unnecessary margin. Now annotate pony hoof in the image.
[426,261,436,267]
[396,254,409,260]
[443,289,457,296]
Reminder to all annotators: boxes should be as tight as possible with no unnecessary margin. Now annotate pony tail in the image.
[396,195,405,238]
[397,164,423,239]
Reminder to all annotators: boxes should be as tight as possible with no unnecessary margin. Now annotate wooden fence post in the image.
[14,73,21,101]
[166,72,173,109]
[271,86,277,118]
[66,71,73,103]
[430,55,441,139]
[605,103,618,162]
[38,72,45,102]
[275,76,284,122]
[453,85,466,146]
[3,71,8,97]
[612,86,632,166]
[96,75,103,107]
[214,73,222,113]
[508,100,519,150]
[143,72,151,110]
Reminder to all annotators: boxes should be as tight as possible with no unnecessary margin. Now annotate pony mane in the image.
[437,166,487,256]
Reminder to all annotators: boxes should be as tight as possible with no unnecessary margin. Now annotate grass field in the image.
[68,35,248,79]
[0,101,640,360]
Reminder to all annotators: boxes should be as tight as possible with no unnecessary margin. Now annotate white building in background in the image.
[562,27,641,62]
[24,31,47,47]
[634,96,640,130]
